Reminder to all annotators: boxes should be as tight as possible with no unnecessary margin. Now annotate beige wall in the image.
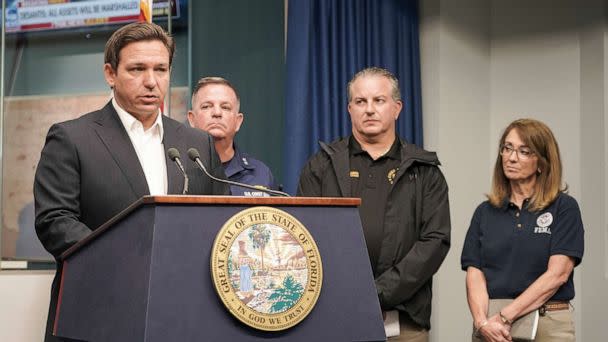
[420,1,491,340]
[579,0,608,337]
[421,0,607,341]
[0,271,53,342]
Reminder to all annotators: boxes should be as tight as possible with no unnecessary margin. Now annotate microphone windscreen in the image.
[187,148,201,161]
[167,147,180,161]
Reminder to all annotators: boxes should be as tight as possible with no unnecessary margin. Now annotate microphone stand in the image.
[187,148,290,197]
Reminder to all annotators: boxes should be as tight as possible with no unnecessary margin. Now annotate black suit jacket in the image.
[34,102,229,341]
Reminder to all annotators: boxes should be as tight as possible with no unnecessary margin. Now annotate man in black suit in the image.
[34,22,229,341]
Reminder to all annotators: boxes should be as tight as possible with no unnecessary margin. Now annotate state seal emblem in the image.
[210,207,323,331]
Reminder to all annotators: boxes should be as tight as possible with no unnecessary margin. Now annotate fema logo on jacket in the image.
[534,212,553,234]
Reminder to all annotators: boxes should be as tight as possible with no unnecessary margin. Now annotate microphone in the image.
[167,147,189,195]
[186,147,290,197]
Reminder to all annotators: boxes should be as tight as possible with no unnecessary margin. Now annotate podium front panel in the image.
[144,204,384,341]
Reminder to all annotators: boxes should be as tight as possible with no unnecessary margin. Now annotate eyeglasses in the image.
[500,144,535,160]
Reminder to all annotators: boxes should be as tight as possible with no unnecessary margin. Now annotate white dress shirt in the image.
[113,98,168,195]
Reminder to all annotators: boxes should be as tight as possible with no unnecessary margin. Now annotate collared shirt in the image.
[461,192,584,301]
[349,136,401,274]
[113,98,167,195]
[223,145,275,196]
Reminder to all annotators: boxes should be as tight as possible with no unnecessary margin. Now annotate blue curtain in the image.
[283,0,423,194]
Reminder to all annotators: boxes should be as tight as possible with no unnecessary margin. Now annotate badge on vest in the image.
[534,212,553,234]
[387,168,398,185]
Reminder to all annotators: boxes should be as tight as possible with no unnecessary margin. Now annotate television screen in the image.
[5,0,186,34]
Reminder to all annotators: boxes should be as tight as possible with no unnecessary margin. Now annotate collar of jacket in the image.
[318,136,441,196]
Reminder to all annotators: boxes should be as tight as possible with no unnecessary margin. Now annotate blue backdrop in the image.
[283,0,423,194]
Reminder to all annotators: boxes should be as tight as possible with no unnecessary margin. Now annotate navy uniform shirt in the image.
[223,145,275,196]
[461,192,584,301]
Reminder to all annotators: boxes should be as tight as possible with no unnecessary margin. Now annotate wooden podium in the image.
[54,196,386,341]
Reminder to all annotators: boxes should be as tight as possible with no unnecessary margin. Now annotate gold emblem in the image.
[350,170,360,178]
[211,207,323,331]
[387,168,398,184]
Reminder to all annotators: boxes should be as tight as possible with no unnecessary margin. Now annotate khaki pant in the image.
[471,307,575,342]
[388,316,429,342]
[534,307,575,342]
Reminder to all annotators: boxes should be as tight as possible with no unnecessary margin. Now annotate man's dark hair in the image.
[104,22,175,70]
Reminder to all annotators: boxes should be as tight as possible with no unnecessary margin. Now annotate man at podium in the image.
[297,67,451,341]
[34,22,229,342]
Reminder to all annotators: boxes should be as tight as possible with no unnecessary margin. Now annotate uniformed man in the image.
[188,77,275,196]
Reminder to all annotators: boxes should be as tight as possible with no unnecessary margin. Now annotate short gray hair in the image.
[192,76,240,108]
[347,67,401,102]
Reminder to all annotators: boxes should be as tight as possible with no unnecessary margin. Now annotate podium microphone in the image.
[186,147,290,197]
[167,148,189,195]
